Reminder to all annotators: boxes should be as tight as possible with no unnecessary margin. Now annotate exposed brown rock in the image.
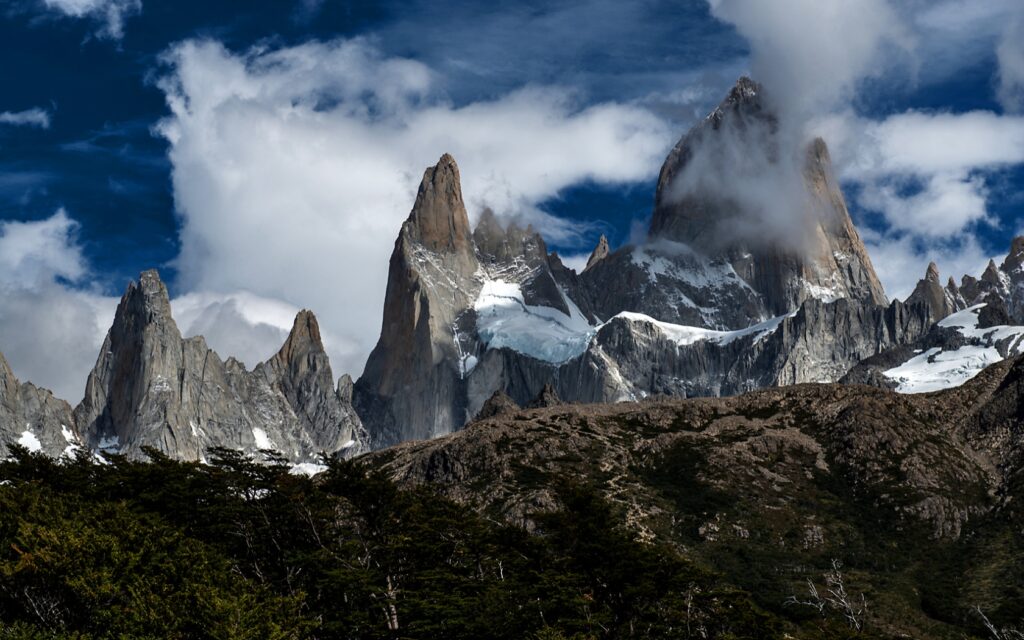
[527,383,563,409]
[474,389,519,421]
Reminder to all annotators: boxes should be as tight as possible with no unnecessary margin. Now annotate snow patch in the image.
[474,278,789,364]
[615,311,788,346]
[630,244,747,292]
[18,430,41,453]
[252,428,275,450]
[885,305,1024,393]
[289,463,328,477]
[60,425,81,459]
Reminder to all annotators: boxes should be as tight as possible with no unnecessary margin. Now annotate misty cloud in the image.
[707,0,911,120]
[701,0,1024,300]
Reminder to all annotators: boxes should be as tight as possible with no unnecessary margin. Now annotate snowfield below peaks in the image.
[615,311,788,347]
[884,305,1024,394]
[474,280,596,364]
[473,279,790,364]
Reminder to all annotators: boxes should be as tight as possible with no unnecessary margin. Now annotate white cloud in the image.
[0,211,116,402]
[816,110,1024,239]
[40,0,141,39]
[0,108,51,128]
[853,111,1024,175]
[155,38,671,377]
[0,210,86,286]
[858,173,990,239]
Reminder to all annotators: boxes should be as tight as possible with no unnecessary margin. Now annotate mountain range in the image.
[3,77,1024,463]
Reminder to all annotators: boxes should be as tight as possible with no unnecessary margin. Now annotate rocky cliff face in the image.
[354,154,483,447]
[358,356,1024,637]
[1,351,80,458]
[73,270,366,461]
[369,354,1024,542]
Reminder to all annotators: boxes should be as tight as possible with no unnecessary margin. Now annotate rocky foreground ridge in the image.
[361,354,1024,637]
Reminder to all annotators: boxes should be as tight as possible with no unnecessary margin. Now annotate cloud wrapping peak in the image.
[0,108,51,128]
[40,0,141,39]
[155,38,671,377]
[707,0,911,119]
[704,0,1024,299]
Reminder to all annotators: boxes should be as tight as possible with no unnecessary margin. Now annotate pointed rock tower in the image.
[584,235,610,271]
[649,77,886,317]
[906,262,963,325]
[355,154,482,446]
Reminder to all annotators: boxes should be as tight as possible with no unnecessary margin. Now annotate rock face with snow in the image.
[0,351,81,458]
[845,238,1024,394]
[74,270,367,461]
[355,79,935,447]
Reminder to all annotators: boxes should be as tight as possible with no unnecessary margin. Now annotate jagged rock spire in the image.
[356,154,482,446]
[982,259,1003,285]
[584,235,610,271]
[75,270,366,461]
[528,383,563,409]
[271,309,324,372]
[906,261,959,325]
[405,153,473,256]
[0,349,79,459]
[474,389,519,421]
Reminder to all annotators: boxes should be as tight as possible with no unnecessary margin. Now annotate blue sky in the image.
[1,0,1024,401]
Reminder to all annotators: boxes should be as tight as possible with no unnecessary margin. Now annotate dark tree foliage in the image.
[0,447,783,639]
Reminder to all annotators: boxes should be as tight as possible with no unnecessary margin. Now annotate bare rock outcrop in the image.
[1,351,80,458]
[73,270,366,461]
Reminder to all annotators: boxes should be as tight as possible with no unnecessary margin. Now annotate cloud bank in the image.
[0,211,116,402]
[155,38,671,378]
